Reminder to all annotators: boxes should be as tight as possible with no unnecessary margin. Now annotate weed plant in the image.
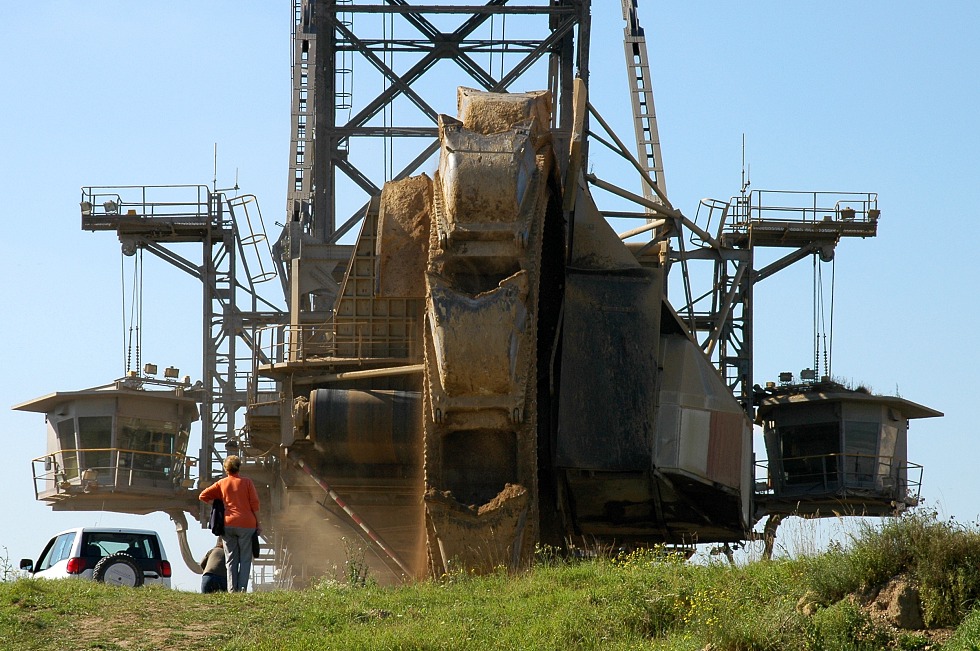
[800,507,980,627]
[943,608,980,650]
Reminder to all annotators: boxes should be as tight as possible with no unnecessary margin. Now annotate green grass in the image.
[3,510,980,650]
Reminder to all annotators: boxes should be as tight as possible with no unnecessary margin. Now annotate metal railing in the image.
[255,323,336,365]
[80,185,212,222]
[755,452,922,504]
[729,190,879,230]
[254,321,418,365]
[30,448,199,500]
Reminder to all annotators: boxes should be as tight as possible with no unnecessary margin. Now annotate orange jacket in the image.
[199,474,260,529]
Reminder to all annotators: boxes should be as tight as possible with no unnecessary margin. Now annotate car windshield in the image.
[82,533,159,560]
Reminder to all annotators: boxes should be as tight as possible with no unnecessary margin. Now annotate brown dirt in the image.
[72,607,219,648]
[796,574,955,647]
[377,174,432,298]
[857,575,953,647]
[479,482,527,514]
[457,87,552,136]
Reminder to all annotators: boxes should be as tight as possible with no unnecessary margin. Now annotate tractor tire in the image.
[92,553,144,587]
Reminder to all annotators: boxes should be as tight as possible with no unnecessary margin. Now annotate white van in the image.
[20,527,172,588]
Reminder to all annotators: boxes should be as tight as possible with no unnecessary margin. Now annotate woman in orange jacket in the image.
[199,455,260,592]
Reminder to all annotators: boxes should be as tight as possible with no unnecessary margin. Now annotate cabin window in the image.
[843,421,879,487]
[118,417,180,480]
[56,419,79,480]
[78,416,113,476]
[778,421,839,487]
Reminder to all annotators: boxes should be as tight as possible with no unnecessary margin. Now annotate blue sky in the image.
[2,2,976,589]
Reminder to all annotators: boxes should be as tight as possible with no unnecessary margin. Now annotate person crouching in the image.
[200,538,227,593]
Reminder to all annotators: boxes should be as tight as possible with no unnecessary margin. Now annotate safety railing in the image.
[755,452,922,505]
[226,194,278,284]
[254,321,418,365]
[254,323,336,365]
[728,190,879,230]
[80,184,213,227]
[30,448,199,500]
[692,197,732,246]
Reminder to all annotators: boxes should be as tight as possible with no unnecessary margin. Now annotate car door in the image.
[33,531,77,579]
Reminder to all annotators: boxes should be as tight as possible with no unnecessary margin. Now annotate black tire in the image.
[92,553,144,587]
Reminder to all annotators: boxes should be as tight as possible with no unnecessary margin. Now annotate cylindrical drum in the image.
[309,389,421,466]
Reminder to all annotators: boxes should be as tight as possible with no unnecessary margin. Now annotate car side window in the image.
[126,537,152,559]
[38,532,76,570]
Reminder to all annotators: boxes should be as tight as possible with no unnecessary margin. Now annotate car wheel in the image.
[92,553,144,587]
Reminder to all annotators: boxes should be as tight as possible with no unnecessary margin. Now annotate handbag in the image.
[209,499,225,536]
[251,530,260,558]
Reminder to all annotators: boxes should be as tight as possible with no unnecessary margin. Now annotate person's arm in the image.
[199,480,221,503]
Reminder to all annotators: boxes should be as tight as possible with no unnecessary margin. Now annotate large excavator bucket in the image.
[419,88,556,574]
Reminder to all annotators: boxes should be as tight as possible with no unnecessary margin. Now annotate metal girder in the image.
[335,158,382,197]
[324,126,439,138]
[329,10,495,142]
[332,39,549,53]
[321,4,577,15]
[325,15,441,124]
[306,0,588,240]
[754,242,834,284]
[139,241,203,280]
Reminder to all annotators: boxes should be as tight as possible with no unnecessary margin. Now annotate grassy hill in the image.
[3,510,980,650]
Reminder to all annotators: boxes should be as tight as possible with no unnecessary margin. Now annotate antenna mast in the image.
[741,133,750,195]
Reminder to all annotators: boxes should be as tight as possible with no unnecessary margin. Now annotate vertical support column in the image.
[716,249,754,415]
[313,0,337,241]
[201,192,242,482]
[287,0,317,227]
[201,227,216,484]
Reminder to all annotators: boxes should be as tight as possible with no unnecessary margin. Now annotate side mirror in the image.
[19,559,33,572]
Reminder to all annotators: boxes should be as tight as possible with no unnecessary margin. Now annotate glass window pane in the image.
[86,532,159,560]
[117,417,181,481]
[40,532,76,570]
[56,419,79,480]
[844,421,879,486]
[778,421,840,487]
[78,416,113,476]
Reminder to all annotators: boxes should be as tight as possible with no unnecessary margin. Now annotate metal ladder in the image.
[622,0,667,204]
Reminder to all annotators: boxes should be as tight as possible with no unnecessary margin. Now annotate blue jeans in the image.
[201,572,227,594]
[221,526,255,592]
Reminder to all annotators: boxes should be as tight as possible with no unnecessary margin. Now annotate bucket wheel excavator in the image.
[16,1,941,587]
